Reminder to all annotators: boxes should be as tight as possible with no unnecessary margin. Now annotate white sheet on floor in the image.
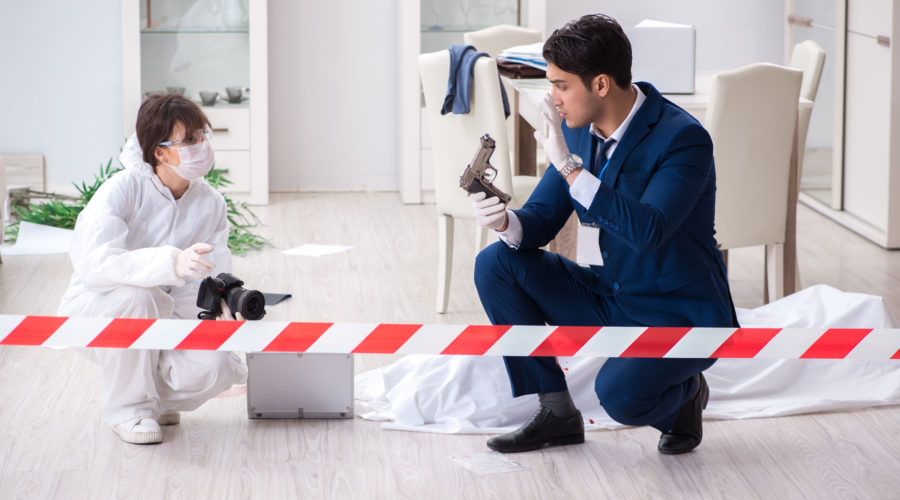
[355,285,900,434]
[0,221,74,256]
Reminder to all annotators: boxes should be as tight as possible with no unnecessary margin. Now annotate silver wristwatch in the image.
[558,153,583,178]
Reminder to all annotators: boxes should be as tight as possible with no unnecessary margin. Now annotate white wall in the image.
[267,0,399,191]
[545,1,786,72]
[0,0,124,194]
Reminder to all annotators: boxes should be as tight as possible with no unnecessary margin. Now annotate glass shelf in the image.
[139,0,250,106]
[421,25,496,33]
[141,28,249,34]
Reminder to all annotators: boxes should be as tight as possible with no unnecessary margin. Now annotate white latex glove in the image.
[533,92,570,170]
[470,191,508,231]
[216,299,244,321]
[174,242,215,279]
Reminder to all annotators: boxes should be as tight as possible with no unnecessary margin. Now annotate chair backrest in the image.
[419,50,513,218]
[707,63,803,250]
[788,40,826,174]
[789,40,826,102]
[462,25,542,59]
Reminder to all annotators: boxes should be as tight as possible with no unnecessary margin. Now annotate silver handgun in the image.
[458,134,512,204]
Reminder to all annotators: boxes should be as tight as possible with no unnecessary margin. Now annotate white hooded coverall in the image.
[58,135,247,425]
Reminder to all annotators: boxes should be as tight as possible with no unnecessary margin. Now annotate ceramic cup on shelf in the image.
[166,86,185,96]
[225,86,243,103]
[199,91,219,106]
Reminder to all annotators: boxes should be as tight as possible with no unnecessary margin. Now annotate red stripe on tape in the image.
[0,316,68,346]
[531,326,600,357]
[710,328,780,358]
[441,325,512,355]
[800,328,872,359]
[620,327,691,358]
[176,320,244,350]
[263,322,333,352]
[87,318,156,348]
[892,348,900,360]
[353,324,422,353]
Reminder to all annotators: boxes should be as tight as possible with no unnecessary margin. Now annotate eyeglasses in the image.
[160,129,210,148]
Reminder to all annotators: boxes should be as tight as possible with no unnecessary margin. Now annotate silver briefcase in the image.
[246,352,354,419]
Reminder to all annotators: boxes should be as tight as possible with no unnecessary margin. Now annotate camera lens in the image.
[227,287,266,320]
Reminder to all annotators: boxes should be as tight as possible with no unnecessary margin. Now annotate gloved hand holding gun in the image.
[460,134,513,231]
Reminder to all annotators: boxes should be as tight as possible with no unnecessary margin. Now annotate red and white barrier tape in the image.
[1,315,899,359]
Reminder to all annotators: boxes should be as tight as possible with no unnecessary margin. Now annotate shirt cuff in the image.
[569,170,601,209]
[497,209,523,249]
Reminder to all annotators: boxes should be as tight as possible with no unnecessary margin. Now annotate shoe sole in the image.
[487,433,585,453]
[113,428,163,444]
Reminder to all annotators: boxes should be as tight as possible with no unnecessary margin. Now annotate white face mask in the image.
[162,140,215,181]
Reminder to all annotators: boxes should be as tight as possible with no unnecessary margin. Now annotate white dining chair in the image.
[419,50,540,313]
[707,63,803,303]
[789,40,826,182]
[464,25,544,176]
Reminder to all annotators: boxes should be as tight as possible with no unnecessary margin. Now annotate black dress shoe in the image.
[658,373,709,455]
[487,406,584,453]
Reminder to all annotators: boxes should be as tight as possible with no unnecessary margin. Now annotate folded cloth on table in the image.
[355,285,900,434]
[497,60,546,79]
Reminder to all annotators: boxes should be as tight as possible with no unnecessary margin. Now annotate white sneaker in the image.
[112,417,163,444]
[158,411,180,426]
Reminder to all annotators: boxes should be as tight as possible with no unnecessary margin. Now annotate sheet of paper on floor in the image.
[281,244,352,257]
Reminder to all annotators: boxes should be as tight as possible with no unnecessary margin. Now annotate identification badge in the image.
[576,225,604,266]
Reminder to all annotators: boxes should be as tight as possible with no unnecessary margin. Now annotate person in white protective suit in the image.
[58,93,247,444]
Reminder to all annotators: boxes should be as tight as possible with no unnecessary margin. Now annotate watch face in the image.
[569,154,583,167]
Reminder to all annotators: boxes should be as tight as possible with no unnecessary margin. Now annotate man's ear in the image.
[593,74,611,98]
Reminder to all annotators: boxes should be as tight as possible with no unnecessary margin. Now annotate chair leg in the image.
[765,243,785,304]
[474,225,489,255]
[436,215,454,314]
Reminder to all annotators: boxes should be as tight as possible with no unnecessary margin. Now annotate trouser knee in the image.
[108,286,173,318]
[595,379,645,426]
[474,241,510,292]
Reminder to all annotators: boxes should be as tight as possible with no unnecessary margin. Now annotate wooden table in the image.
[506,75,812,298]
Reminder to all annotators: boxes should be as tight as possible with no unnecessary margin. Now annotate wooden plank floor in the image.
[2,192,900,499]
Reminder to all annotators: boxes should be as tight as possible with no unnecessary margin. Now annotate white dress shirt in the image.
[498,85,647,249]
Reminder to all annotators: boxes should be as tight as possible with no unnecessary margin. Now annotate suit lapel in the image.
[600,82,662,187]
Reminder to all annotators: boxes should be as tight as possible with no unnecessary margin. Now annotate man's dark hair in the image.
[135,93,210,168]
[542,14,632,90]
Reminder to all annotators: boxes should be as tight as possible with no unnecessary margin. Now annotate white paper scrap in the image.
[0,221,74,256]
[448,452,526,476]
[281,244,352,257]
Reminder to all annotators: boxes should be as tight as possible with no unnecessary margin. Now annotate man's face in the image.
[546,63,605,129]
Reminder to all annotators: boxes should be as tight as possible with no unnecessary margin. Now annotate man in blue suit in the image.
[470,14,738,454]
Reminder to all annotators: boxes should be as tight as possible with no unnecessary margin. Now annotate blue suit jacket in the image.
[512,82,738,328]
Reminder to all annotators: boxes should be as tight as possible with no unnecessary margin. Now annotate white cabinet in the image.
[121,0,269,204]
[794,0,900,248]
[843,30,892,234]
[841,0,900,247]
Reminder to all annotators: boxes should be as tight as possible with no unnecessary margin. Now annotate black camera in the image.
[197,272,266,321]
